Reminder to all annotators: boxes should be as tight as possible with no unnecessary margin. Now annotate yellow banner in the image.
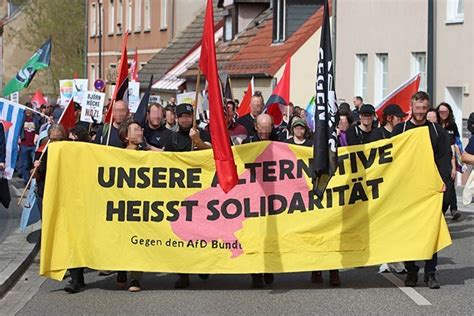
[40,127,451,280]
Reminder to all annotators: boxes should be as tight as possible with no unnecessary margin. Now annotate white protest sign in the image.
[73,79,89,104]
[59,79,74,106]
[128,81,140,113]
[80,91,106,123]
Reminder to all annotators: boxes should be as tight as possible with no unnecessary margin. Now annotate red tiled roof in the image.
[222,5,324,77]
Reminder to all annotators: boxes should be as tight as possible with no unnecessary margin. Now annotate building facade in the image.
[87,0,206,95]
[335,0,472,135]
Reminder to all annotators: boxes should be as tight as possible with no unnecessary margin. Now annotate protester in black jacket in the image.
[392,92,451,290]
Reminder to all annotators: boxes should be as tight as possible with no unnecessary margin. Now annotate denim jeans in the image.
[19,145,35,184]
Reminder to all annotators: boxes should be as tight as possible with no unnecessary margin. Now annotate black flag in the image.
[312,0,338,198]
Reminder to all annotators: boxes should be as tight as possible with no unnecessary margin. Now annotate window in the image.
[126,0,132,32]
[355,54,368,100]
[160,0,167,30]
[272,0,286,43]
[144,0,151,31]
[224,14,233,41]
[411,52,427,92]
[134,0,142,32]
[107,63,117,83]
[108,0,115,35]
[90,64,96,89]
[446,0,464,24]
[90,3,97,37]
[117,0,123,34]
[375,53,388,103]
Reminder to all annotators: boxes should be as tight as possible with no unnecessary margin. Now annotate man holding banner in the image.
[392,91,451,289]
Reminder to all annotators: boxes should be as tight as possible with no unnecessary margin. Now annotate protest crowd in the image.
[0,0,469,299]
[0,87,471,294]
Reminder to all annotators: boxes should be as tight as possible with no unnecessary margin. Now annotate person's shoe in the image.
[116,271,127,289]
[128,280,141,292]
[404,272,418,287]
[263,273,274,285]
[198,274,209,280]
[311,271,323,283]
[174,274,190,289]
[64,282,84,294]
[329,270,341,286]
[451,210,461,221]
[425,273,440,289]
[251,274,264,289]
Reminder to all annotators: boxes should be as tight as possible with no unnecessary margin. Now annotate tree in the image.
[6,0,86,98]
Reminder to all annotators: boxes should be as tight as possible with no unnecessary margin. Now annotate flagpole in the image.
[105,99,116,146]
[228,75,234,101]
[191,69,201,151]
[17,140,50,206]
[16,99,74,205]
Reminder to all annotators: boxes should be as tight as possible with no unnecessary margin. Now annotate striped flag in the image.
[0,98,26,179]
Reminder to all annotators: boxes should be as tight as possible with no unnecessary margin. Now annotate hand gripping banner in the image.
[40,128,451,280]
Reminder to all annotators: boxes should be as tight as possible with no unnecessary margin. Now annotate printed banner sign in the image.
[149,95,161,105]
[79,91,105,123]
[40,128,451,280]
[59,79,74,106]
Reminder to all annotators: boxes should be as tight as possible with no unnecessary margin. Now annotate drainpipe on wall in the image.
[84,0,88,79]
[427,0,435,102]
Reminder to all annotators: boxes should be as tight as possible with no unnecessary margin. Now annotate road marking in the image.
[10,184,22,197]
[381,273,432,306]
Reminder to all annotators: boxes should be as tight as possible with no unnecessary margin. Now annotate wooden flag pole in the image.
[191,69,201,151]
[17,139,51,206]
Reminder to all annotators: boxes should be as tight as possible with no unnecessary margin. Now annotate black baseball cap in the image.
[175,103,194,117]
[383,104,407,117]
[359,104,376,115]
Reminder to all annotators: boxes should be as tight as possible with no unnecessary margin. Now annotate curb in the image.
[0,225,41,299]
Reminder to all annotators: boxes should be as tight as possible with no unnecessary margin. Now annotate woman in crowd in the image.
[370,104,407,141]
[117,119,145,292]
[437,102,462,220]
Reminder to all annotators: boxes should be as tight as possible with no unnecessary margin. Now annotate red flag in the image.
[375,73,421,119]
[265,57,291,125]
[0,120,13,132]
[59,99,76,133]
[130,48,139,82]
[199,0,238,193]
[237,77,254,117]
[104,32,129,123]
[31,89,47,110]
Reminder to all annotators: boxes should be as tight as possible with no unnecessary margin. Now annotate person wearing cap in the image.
[346,104,376,145]
[163,103,211,152]
[285,118,312,147]
[163,103,211,289]
[370,104,407,141]
[392,91,451,289]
